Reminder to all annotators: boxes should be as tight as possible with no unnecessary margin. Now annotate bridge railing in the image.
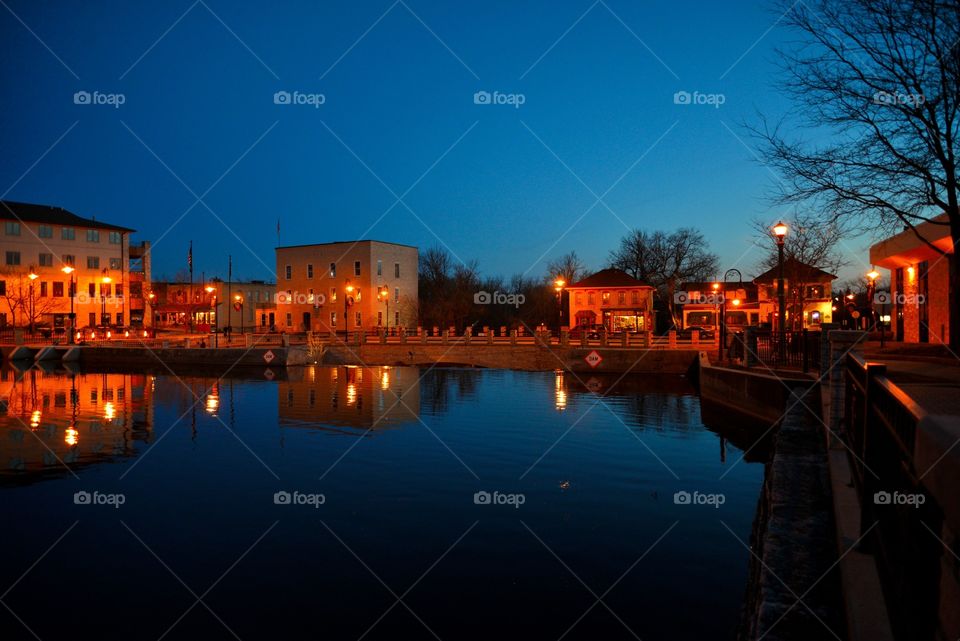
[842,351,945,641]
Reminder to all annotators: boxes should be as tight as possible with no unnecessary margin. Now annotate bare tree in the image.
[753,0,960,348]
[610,227,718,324]
[546,251,587,285]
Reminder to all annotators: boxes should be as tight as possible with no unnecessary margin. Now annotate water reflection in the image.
[0,364,757,482]
[0,367,154,482]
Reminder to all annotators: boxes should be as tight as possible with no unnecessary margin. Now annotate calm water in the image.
[0,365,764,641]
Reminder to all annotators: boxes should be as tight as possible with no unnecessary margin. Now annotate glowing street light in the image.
[554,278,566,333]
[772,221,789,356]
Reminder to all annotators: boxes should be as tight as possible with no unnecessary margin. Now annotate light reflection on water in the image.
[0,364,764,641]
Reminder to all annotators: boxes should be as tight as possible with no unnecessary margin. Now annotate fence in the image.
[843,352,941,641]
[751,329,821,372]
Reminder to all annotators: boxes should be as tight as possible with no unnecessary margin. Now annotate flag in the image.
[188,241,193,268]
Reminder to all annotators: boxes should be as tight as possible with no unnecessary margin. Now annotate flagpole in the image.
[227,254,232,338]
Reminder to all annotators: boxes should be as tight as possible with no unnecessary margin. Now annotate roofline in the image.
[0,200,135,232]
[276,240,419,251]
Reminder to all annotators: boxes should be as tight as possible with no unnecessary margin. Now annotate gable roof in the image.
[753,258,837,283]
[568,268,653,289]
[0,201,134,233]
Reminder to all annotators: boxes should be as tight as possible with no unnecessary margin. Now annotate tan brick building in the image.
[275,241,418,333]
[870,214,954,344]
[0,201,137,333]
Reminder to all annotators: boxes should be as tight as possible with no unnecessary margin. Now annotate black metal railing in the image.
[752,329,821,371]
[843,352,941,641]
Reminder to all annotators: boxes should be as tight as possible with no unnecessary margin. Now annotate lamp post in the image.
[719,269,743,361]
[867,268,882,346]
[773,221,789,360]
[343,282,354,341]
[554,278,566,334]
[206,285,217,347]
[27,270,38,334]
[234,293,244,336]
[377,285,390,333]
[100,271,112,327]
[62,265,75,344]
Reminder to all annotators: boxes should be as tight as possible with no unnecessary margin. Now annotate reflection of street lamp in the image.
[772,221,788,358]
[554,278,566,333]
[62,265,76,343]
[206,285,217,347]
[27,270,38,333]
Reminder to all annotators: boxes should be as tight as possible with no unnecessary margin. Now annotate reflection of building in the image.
[0,201,137,330]
[278,366,419,430]
[128,241,152,327]
[870,214,954,344]
[275,241,418,333]
[679,281,760,331]
[754,259,836,330]
[151,280,276,331]
[566,269,655,331]
[0,368,154,479]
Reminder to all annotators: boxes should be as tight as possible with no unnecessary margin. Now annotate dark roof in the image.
[276,240,418,250]
[568,268,653,288]
[753,258,837,283]
[0,200,134,232]
[681,281,758,292]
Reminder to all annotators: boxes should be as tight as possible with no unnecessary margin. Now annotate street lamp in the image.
[206,285,217,347]
[377,285,390,333]
[101,272,112,327]
[554,278,566,334]
[27,270,38,334]
[866,268,883,346]
[234,293,244,336]
[343,283,354,341]
[772,221,788,359]
[62,265,75,343]
[719,269,743,361]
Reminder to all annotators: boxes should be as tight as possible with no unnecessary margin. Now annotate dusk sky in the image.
[0,1,873,283]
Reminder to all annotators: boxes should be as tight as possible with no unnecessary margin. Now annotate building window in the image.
[5,251,20,266]
[575,292,583,305]
[394,287,399,303]
[395,262,400,278]
[330,287,337,302]
[86,230,100,242]
[631,291,639,305]
[286,313,292,327]
[378,311,383,326]
[108,231,121,244]
[355,311,361,326]
[602,291,611,305]
[88,283,96,297]
[587,292,595,305]
[0,281,5,296]
[329,262,336,277]
[39,282,48,297]
[307,263,313,278]
[284,264,292,280]
[38,224,53,238]
[377,260,382,276]
[52,282,64,297]
[330,311,337,327]
[62,227,75,240]
[805,285,823,299]
[115,283,123,297]
[354,260,361,276]
[62,254,75,266]
[101,283,111,296]
[395,311,399,326]
[4,221,20,236]
[109,257,122,270]
[618,291,626,305]
[87,256,100,269]
[39,253,53,267]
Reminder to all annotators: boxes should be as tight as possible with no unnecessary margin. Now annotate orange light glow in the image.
[65,427,79,446]
[772,221,788,238]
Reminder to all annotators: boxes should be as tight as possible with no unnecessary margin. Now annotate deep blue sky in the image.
[0,0,873,283]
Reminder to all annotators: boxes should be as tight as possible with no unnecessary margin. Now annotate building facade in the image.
[0,201,135,332]
[275,241,418,333]
[151,279,276,332]
[870,214,954,344]
[565,268,655,332]
[679,281,760,330]
[753,258,836,330]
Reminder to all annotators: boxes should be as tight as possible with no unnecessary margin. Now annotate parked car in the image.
[569,323,606,340]
[679,325,715,340]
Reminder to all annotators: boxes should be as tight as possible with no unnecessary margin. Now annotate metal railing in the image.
[843,352,941,641]
[753,329,821,371]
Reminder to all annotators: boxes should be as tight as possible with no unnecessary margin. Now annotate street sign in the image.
[263,350,275,363]
[585,350,603,368]
[263,369,275,381]
[586,377,602,392]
